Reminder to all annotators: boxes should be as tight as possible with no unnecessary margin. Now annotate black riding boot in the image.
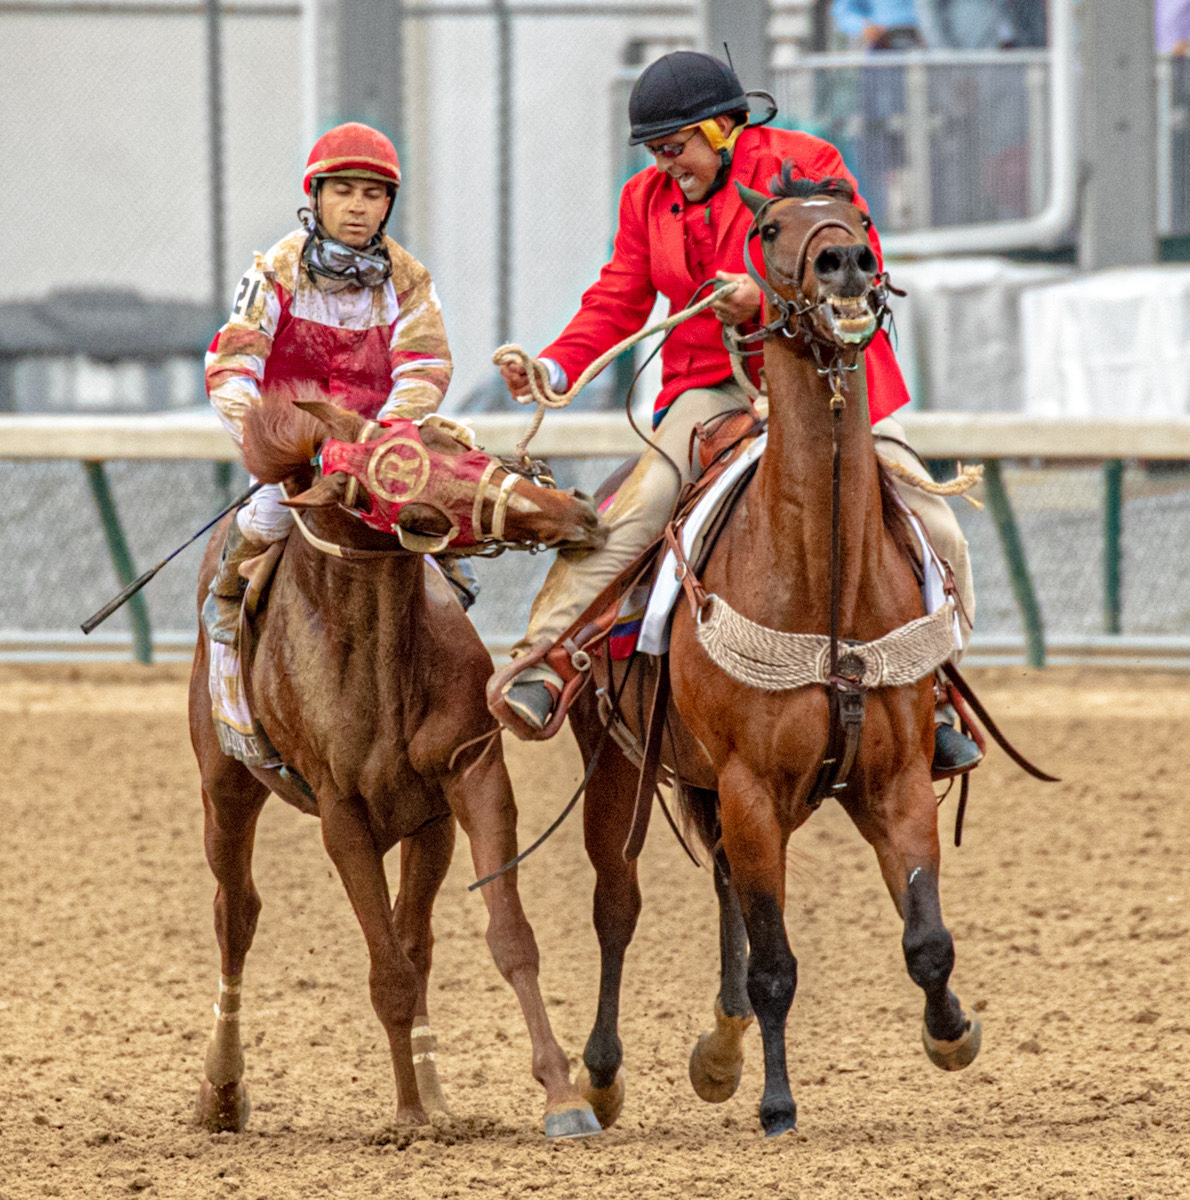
[437,556,481,611]
[932,716,982,776]
[201,522,271,645]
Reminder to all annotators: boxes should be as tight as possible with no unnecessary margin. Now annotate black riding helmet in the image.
[629,50,774,145]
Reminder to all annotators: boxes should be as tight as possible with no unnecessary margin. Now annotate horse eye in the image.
[761,224,778,242]
[860,214,872,231]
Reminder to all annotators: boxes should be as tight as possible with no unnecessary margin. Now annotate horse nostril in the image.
[856,247,878,274]
[815,247,843,276]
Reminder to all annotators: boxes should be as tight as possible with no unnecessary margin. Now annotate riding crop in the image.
[81,482,262,635]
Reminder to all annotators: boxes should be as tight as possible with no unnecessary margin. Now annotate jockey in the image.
[499,50,980,773]
[204,121,470,641]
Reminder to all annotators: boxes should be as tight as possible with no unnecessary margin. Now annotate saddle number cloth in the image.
[626,431,960,657]
[209,642,281,769]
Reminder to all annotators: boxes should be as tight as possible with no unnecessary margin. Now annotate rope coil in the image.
[492,282,739,458]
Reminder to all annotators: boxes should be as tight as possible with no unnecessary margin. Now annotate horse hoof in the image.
[760,1100,798,1138]
[544,1099,603,1139]
[689,1032,745,1103]
[922,1016,982,1071]
[575,1064,626,1129]
[196,1078,250,1132]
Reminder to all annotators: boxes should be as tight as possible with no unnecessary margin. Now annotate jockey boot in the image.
[502,664,564,731]
[201,521,272,646]
[437,556,481,612]
[933,711,982,776]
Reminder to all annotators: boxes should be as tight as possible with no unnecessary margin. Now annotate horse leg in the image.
[320,798,429,1127]
[392,813,456,1120]
[574,730,643,1129]
[689,840,754,1103]
[841,771,982,1071]
[445,757,600,1139]
[195,761,269,1132]
[719,763,799,1137]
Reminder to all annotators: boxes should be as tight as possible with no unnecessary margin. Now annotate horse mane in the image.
[241,383,329,483]
[768,164,857,205]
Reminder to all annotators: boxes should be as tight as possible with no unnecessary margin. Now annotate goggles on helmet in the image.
[299,207,393,290]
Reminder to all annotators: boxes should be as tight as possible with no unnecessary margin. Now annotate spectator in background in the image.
[917,0,1014,49]
[831,0,923,49]
[832,0,922,226]
[1004,0,1046,47]
[1157,0,1190,54]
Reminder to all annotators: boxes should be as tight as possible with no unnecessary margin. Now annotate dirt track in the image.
[0,663,1187,1199]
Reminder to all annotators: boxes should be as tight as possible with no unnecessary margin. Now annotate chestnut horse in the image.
[568,176,981,1137]
[188,389,604,1139]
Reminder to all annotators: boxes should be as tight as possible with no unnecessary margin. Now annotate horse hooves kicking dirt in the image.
[922,1015,982,1071]
[195,1078,250,1133]
[575,1064,627,1129]
[689,1006,753,1103]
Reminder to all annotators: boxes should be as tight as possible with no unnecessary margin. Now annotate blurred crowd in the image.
[830,0,1190,53]
[830,0,1046,51]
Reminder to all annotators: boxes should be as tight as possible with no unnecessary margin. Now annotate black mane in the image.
[768,162,856,204]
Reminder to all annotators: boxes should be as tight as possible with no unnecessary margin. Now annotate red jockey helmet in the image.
[303,123,402,195]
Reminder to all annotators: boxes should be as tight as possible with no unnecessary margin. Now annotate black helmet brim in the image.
[628,89,779,146]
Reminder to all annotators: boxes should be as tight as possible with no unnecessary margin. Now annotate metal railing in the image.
[3,410,1189,668]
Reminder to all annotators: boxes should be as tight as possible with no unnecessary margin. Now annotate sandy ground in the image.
[0,662,1186,1199]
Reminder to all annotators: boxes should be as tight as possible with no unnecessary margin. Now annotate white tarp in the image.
[885,257,1071,411]
[1022,267,1190,418]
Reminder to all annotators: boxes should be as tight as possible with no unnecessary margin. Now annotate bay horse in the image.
[568,175,981,1137]
[188,387,604,1139]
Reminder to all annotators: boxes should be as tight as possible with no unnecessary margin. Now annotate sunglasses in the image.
[645,130,698,159]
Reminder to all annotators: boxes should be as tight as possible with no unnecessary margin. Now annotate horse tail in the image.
[671,781,720,867]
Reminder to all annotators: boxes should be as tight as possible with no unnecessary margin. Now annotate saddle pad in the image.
[209,641,281,769]
[636,433,959,657]
[638,434,769,654]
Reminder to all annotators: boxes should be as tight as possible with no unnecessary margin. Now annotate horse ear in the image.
[281,473,348,509]
[292,398,367,444]
[735,183,769,216]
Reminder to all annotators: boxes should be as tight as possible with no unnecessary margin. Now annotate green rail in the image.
[84,460,153,665]
[981,459,1046,668]
[1103,459,1123,634]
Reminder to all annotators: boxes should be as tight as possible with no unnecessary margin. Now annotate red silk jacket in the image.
[541,125,909,425]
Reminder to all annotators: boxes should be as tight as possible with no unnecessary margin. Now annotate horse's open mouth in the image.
[823,294,878,344]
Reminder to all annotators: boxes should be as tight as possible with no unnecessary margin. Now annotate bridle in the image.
[734,196,899,390]
[290,419,561,560]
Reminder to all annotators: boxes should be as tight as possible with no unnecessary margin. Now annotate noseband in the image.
[739,199,896,366]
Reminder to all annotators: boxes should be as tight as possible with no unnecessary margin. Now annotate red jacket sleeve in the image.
[540,178,659,388]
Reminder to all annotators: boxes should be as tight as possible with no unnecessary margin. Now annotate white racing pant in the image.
[235,481,295,543]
